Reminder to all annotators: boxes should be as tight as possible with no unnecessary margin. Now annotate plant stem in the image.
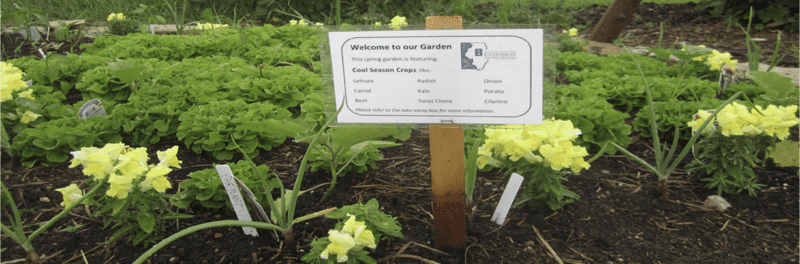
[292,207,337,224]
[132,220,284,264]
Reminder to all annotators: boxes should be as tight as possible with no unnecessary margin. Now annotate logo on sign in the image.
[461,42,516,71]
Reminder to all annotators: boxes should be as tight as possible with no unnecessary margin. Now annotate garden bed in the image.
[2,3,798,264]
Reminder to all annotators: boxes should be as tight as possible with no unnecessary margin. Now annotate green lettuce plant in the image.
[10,53,113,95]
[75,58,168,103]
[173,160,281,210]
[553,95,631,155]
[175,99,298,160]
[11,117,123,167]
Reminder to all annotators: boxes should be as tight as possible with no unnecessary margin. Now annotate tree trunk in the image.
[588,0,643,43]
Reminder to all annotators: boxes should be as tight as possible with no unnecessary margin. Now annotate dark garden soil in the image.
[2,3,799,264]
[564,2,799,68]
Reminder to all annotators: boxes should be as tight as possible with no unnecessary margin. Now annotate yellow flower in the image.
[69,147,101,168]
[115,148,148,178]
[1,62,28,102]
[320,230,355,263]
[56,184,83,207]
[390,16,407,30]
[101,142,126,161]
[107,13,125,21]
[375,22,381,26]
[289,19,298,26]
[298,19,308,26]
[157,146,182,168]
[17,89,34,99]
[20,111,41,124]
[197,23,229,30]
[688,110,714,133]
[83,152,114,180]
[140,165,173,192]
[341,214,362,234]
[568,28,578,37]
[314,22,324,26]
[479,119,589,173]
[106,173,136,199]
[352,224,376,249]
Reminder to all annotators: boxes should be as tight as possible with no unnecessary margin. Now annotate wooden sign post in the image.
[426,16,466,255]
[326,16,544,257]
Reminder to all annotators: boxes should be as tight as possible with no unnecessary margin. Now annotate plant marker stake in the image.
[38,49,46,58]
[427,16,466,255]
[215,165,258,237]
[150,24,155,34]
[491,173,525,225]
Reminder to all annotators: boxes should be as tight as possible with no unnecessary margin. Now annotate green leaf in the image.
[349,141,401,156]
[112,198,128,215]
[767,140,799,167]
[136,212,155,234]
[32,138,59,150]
[59,224,85,232]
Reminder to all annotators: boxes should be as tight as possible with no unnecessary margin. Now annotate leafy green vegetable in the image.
[633,98,726,141]
[173,160,281,210]
[553,95,631,155]
[10,117,122,167]
[175,99,300,160]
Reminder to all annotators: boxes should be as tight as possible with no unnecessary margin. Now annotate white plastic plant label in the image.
[328,29,543,124]
[215,165,259,237]
[491,173,525,225]
[149,24,155,34]
[78,99,107,119]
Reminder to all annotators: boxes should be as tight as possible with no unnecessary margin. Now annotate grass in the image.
[2,0,697,29]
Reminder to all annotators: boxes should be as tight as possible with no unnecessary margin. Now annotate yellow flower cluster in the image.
[55,184,83,207]
[107,13,125,21]
[688,102,799,139]
[65,143,181,201]
[1,62,31,102]
[685,45,737,71]
[478,119,591,173]
[196,23,229,30]
[288,19,323,27]
[321,214,377,263]
[289,19,308,26]
[390,16,407,30]
[562,28,578,36]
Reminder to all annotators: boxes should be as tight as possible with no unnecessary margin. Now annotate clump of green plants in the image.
[58,143,192,246]
[302,199,404,263]
[175,99,300,160]
[478,119,591,210]
[297,126,408,202]
[106,13,140,36]
[555,27,588,53]
[173,160,280,210]
[686,102,798,195]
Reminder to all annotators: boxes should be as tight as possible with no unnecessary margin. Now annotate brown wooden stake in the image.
[426,16,466,255]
